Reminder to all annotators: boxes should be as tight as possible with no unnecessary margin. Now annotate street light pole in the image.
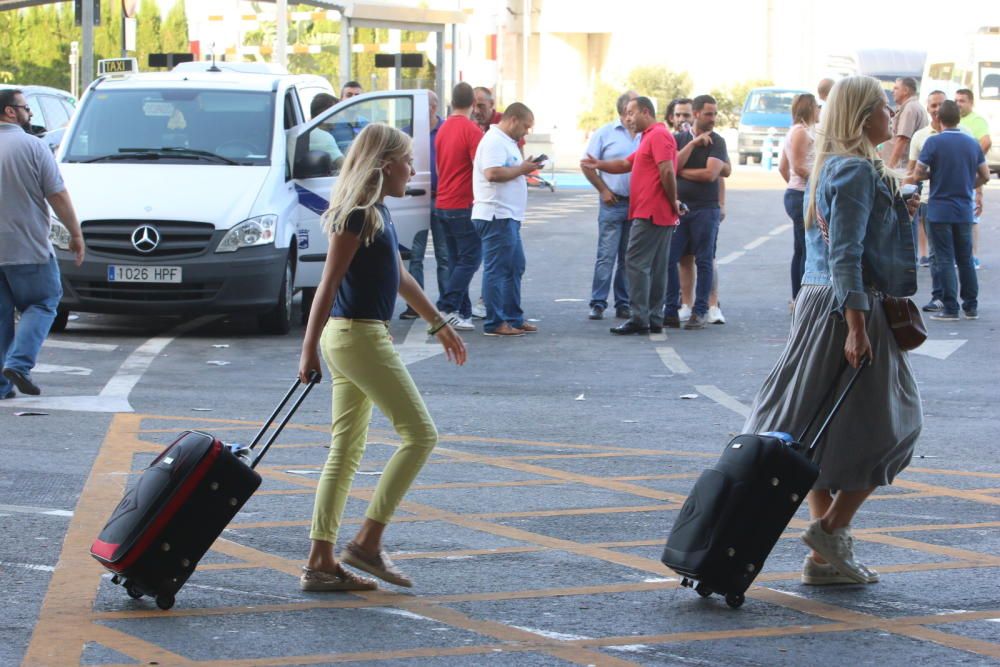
[81,0,94,89]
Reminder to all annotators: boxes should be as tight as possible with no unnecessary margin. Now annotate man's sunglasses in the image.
[6,104,31,112]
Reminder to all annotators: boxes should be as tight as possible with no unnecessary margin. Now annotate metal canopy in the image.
[1,1,464,96]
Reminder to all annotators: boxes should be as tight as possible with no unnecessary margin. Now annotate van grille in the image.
[73,281,222,303]
[82,220,216,258]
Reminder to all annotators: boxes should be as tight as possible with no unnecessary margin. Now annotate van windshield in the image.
[64,89,274,165]
[980,61,1000,100]
[744,91,798,115]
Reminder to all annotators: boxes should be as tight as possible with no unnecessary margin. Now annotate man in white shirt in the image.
[471,103,540,337]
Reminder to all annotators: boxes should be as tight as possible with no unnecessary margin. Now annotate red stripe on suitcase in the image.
[100,439,224,572]
[90,539,119,560]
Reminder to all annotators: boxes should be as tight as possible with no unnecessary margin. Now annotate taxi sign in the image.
[98,58,138,75]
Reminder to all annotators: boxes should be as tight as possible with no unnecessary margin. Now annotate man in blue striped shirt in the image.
[581,91,639,320]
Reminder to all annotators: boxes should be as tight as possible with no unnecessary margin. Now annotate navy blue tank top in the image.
[330,204,400,321]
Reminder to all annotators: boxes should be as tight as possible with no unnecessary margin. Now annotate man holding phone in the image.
[472,103,540,337]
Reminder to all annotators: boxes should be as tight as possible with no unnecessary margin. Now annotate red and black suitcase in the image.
[661,363,864,608]
[90,375,317,610]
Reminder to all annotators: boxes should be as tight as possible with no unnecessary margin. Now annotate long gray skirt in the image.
[743,284,922,491]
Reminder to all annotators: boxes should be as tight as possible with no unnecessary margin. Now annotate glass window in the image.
[24,93,48,131]
[324,96,413,157]
[39,95,70,129]
[980,61,1000,100]
[744,91,797,114]
[63,89,274,164]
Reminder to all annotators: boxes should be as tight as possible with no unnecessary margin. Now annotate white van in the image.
[921,27,1000,171]
[51,66,431,333]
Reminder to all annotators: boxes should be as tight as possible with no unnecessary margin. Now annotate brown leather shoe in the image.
[518,322,538,333]
[341,542,413,587]
[483,323,524,337]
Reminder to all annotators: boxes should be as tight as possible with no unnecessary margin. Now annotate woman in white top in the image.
[779,93,819,300]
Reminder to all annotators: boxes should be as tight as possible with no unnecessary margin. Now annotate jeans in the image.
[311,319,437,543]
[0,255,62,394]
[436,208,481,318]
[929,222,977,314]
[474,216,525,331]
[590,199,631,310]
[783,189,806,299]
[665,207,720,318]
[625,219,675,327]
[407,207,450,298]
[917,204,942,302]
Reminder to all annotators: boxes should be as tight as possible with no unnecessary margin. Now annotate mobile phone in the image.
[900,182,922,198]
[678,201,690,215]
[532,153,548,164]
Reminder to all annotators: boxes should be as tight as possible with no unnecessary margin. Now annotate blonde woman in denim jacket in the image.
[744,76,922,587]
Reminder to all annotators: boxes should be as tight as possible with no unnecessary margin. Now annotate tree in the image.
[577,81,623,133]
[626,66,693,119]
[710,79,774,129]
[160,1,189,52]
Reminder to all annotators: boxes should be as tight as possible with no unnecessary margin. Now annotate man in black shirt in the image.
[663,94,730,330]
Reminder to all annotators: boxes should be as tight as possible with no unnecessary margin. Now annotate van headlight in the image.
[215,215,277,253]
[49,218,71,250]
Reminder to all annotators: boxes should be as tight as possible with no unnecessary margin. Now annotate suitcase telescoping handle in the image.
[797,359,868,454]
[248,372,320,469]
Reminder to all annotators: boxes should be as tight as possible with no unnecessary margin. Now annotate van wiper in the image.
[80,147,239,165]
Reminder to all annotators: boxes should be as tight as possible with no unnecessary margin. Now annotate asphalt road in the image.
[2,168,999,666]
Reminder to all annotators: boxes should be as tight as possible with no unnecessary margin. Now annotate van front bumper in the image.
[55,244,289,316]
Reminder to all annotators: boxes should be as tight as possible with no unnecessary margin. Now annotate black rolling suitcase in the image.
[661,363,865,608]
[90,375,317,610]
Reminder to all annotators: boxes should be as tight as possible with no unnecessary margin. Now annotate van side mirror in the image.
[294,150,333,178]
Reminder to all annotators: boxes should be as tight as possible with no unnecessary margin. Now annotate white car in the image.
[51,67,431,334]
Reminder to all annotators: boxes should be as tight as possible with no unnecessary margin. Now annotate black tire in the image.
[50,306,69,333]
[258,256,293,335]
[125,585,143,600]
[695,583,713,598]
[300,287,316,325]
[155,594,175,610]
[725,593,745,609]
[738,154,748,166]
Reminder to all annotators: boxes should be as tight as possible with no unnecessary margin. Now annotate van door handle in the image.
[404,188,426,197]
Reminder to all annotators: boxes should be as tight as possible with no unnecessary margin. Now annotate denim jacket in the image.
[801,155,917,316]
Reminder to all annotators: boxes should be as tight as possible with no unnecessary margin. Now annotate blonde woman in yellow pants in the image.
[297,124,467,591]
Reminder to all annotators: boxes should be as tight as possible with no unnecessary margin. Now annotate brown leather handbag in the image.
[881,295,927,351]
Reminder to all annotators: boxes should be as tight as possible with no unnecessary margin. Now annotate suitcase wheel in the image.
[125,583,143,600]
[155,594,175,611]
[725,592,745,609]
[695,583,713,598]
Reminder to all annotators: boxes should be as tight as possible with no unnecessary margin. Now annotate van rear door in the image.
[290,91,431,290]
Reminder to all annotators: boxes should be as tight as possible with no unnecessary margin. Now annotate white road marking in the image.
[397,320,445,366]
[717,251,746,265]
[694,384,751,418]
[3,315,219,413]
[910,339,967,360]
[657,347,692,374]
[743,236,772,251]
[33,363,92,376]
[510,626,592,641]
[647,331,667,342]
[0,561,55,573]
[769,223,793,236]
[0,503,74,517]
[42,340,118,352]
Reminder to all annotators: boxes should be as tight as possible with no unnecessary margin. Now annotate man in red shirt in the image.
[434,82,485,328]
[582,96,680,335]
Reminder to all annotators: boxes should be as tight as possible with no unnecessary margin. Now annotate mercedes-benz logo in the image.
[131,225,160,253]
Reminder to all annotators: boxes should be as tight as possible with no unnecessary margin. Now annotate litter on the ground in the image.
[206,360,231,366]
[680,394,699,400]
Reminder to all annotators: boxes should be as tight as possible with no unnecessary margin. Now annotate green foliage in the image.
[578,66,693,133]
[709,78,774,128]
[0,0,190,89]
[626,66,693,119]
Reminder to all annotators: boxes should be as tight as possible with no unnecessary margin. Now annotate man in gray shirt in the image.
[0,89,84,398]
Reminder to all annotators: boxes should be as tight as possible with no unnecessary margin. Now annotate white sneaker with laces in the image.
[471,300,486,319]
[800,520,870,584]
[801,556,861,585]
[707,305,726,324]
[678,304,692,321]
[444,312,475,331]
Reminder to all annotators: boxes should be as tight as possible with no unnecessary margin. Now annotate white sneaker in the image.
[444,312,475,331]
[471,300,486,319]
[707,305,726,324]
[678,304,692,321]
[800,520,872,584]
[801,556,861,585]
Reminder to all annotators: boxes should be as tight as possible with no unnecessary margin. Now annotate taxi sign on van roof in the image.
[98,58,138,75]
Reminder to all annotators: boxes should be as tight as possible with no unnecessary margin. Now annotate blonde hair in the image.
[321,123,412,245]
[805,76,898,228]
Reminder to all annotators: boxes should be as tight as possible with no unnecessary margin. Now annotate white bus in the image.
[921,26,1000,170]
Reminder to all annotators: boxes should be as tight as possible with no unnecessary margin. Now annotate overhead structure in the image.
[0,0,465,99]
